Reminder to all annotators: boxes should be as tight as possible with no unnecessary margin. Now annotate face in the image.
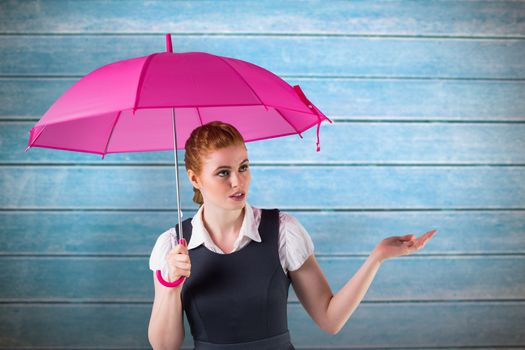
[188,144,250,210]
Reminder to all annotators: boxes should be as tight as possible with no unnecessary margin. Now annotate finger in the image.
[402,239,414,246]
[177,241,188,250]
[423,230,438,242]
[176,261,191,269]
[178,268,191,275]
[170,267,191,276]
[413,235,433,248]
[408,237,422,248]
[170,246,186,256]
[401,234,416,241]
[418,230,435,241]
[173,254,189,262]
[425,229,438,237]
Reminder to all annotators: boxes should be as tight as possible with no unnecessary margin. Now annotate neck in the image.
[201,203,245,241]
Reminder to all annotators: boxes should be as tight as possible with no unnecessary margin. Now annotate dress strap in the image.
[175,217,193,244]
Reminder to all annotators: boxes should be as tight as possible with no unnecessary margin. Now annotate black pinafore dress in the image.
[177,208,296,349]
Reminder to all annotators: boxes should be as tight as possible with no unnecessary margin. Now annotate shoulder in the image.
[154,227,174,246]
[252,207,304,229]
[276,211,315,272]
[251,206,308,237]
[148,228,174,271]
[278,210,306,231]
[277,210,313,245]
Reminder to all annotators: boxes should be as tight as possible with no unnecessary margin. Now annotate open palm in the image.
[373,229,438,263]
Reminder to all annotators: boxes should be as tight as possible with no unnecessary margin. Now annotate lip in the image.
[229,192,245,200]
[229,191,245,197]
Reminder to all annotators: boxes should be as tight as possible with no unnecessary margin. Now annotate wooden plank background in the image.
[1,0,524,349]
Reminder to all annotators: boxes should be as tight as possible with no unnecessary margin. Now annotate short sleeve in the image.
[149,228,175,280]
[279,212,315,272]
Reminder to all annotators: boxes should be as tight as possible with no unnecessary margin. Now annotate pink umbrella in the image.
[26,34,332,287]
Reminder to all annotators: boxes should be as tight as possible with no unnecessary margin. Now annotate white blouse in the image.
[149,202,315,280]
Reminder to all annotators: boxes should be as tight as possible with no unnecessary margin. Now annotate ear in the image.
[187,169,201,189]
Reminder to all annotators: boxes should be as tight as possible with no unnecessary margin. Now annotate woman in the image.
[148,121,437,349]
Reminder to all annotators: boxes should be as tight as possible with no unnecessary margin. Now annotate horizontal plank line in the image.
[1,253,525,258]
[1,32,525,40]
[1,208,524,212]
[5,117,525,124]
[251,347,524,350]
[2,75,525,82]
[2,163,525,167]
[0,346,525,350]
[0,347,522,350]
[291,347,525,350]
[290,347,525,350]
[332,119,525,123]
[1,299,524,305]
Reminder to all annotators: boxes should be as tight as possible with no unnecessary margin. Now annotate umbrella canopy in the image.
[26,35,331,157]
[26,34,332,287]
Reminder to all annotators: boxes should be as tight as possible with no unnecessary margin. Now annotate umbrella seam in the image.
[133,53,159,112]
[102,111,122,159]
[274,107,303,139]
[213,55,267,108]
[196,106,204,126]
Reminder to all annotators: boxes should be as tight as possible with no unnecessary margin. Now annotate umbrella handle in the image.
[156,269,186,287]
[155,228,186,287]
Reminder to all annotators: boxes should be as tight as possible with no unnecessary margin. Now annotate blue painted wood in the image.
[3,121,525,163]
[1,0,524,36]
[2,211,525,255]
[1,256,524,301]
[2,78,524,120]
[2,36,525,79]
[2,166,524,209]
[1,0,524,348]
[1,302,524,348]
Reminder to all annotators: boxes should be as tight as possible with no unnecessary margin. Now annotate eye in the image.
[217,164,249,177]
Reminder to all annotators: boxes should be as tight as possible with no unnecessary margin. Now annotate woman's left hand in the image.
[372,229,438,264]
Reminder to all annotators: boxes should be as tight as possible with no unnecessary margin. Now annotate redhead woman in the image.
[148,121,437,349]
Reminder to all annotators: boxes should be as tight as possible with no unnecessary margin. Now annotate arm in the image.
[148,272,185,349]
[289,229,437,334]
[289,252,382,335]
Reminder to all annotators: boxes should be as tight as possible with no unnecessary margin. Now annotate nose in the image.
[230,171,243,188]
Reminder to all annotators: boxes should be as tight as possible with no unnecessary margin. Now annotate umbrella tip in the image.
[25,146,30,152]
[166,33,173,53]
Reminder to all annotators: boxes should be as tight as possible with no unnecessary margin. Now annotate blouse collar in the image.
[187,202,261,250]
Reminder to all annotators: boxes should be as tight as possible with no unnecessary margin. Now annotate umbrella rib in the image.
[102,111,122,159]
[25,124,47,151]
[213,55,267,108]
[133,53,159,112]
[196,106,204,126]
[274,107,303,139]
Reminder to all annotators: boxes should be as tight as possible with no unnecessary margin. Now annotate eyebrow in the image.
[214,159,249,171]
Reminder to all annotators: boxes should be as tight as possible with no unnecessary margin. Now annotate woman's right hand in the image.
[165,238,191,288]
